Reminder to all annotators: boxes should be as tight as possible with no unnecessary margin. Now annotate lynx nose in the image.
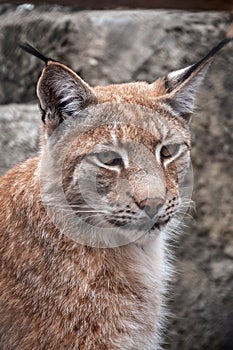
[139,198,164,219]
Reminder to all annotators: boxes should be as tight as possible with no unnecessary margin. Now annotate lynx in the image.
[0,37,231,350]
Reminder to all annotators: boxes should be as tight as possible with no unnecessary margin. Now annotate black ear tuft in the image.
[18,42,56,64]
[178,37,233,85]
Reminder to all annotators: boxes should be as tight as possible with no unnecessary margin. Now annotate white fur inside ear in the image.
[52,78,88,116]
[58,89,83,116]
[167,66,191,80]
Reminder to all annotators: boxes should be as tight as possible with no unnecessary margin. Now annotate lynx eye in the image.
[96,151,123,166]
[160,144,180,159]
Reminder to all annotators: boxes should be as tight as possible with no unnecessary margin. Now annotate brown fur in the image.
[0,158,164,349]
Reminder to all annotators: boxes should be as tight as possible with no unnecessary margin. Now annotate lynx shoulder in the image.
[0,38,231,350]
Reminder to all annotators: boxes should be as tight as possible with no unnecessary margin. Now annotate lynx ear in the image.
[153,37,232,121]
[37,61,97,135]
[155,62,211,120]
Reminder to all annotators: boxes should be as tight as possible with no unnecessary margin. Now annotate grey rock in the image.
[0,104,39,176]
[0,9,231,102]
[0,7,232,350]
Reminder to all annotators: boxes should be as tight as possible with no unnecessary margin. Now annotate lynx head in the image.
[20,39,230,247]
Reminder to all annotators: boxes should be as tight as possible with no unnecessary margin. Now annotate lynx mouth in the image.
[107,217,170,232]
[150,218,170,231]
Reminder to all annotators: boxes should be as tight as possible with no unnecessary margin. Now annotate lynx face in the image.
[40,93,192,247]
[31,38,227,247]
[65,107,189,231]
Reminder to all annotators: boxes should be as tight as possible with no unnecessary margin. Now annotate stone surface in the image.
[0,104,39,175]
[0,6,232,350]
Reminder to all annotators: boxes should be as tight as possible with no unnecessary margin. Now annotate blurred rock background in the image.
[0,4,232,350]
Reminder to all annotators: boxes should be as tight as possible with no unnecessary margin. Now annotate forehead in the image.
[58,102,190,153]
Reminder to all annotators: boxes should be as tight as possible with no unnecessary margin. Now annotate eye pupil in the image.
[161,146,170,158]
[97,151,123,166]
[107,158,122,166]
[160,144,179,159]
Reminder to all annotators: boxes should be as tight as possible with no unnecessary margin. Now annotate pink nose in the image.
[139,198,164,219]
